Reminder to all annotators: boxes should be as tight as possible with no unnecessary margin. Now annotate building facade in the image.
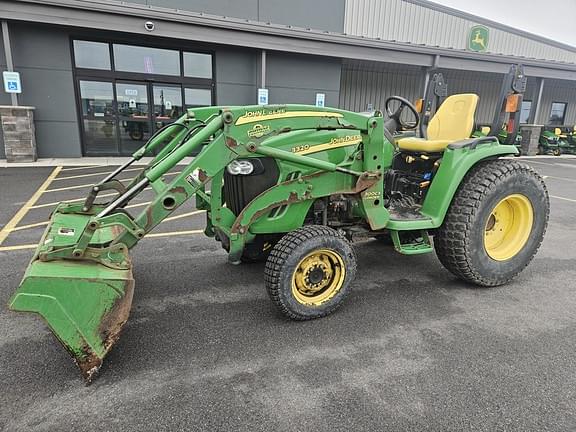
[1,0,576,158]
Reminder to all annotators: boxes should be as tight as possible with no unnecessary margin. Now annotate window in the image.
[73,40,111,70]
[549,102,567,125]
[183,52,212,78]
[185,88,212,107]
[519,100,532,124]
[113,44,180,76]
[78,80,117,153]
[72,39,215,156]
[116,83,149,118]
[153,85,183,119]
[79,81,114,117]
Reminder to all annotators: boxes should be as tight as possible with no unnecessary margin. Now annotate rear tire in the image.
[264,225,356,320]
[434,159,549,287]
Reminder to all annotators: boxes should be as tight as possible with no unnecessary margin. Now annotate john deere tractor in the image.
[9,65,549,382]
[539,129,563,156]
[552,126,576,155]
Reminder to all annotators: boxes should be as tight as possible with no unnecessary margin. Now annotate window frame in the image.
[519,99,532,124]
[72,40,112,71]
[70,37,216,87]
[548,101,567,126]
[70,35,216,156]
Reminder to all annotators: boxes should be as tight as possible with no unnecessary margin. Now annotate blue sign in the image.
[315,93,326,108]
[3,71,21,94]
[258,88,269,106]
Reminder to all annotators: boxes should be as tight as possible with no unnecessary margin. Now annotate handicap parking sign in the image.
[3,71,22,94]
[258,88,268,106]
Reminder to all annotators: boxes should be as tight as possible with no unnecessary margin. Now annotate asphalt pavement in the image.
[1,157,575,431]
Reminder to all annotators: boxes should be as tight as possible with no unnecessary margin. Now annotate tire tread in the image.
[434,159,549,286]
[264,225,356,320]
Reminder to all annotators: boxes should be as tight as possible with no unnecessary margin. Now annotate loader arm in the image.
[9,105,392,381]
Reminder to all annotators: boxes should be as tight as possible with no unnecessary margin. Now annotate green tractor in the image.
[539,129,563,156]
[9,65,549,382]
[553,127,576,155]
[472,126,522,154]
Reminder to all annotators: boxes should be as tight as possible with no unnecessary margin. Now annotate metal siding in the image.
[340,61,525,126]
[344,0,576,65]
[438,69,503,125]
[339,60,423,112]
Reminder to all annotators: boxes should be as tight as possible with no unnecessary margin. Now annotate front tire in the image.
[264,225,357,320]
[434,159,549,287]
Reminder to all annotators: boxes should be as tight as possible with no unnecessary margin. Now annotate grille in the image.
[223,158,279,216]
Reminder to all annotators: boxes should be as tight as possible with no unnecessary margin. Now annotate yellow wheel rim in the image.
[291,249,346,306]
[484,194,534,261]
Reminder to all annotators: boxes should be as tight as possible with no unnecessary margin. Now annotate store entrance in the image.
[116,81,183,155]
[73,40,214,156]
[79,80,185,156]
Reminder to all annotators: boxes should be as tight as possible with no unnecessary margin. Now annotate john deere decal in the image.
[469,25,489,53]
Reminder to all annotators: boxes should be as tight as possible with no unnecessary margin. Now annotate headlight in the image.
[227,160,254,175]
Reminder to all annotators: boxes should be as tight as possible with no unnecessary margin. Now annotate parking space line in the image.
[0,244,38,252]
[546,176,576,183]
[54,167,142,181]
[11,221,49,232]
[551,195,576,203]
[0,229,203,252]
[555,163,576,169]
[60,165,102,172]
[45,182,101,193]
[30,195,103,209]
[164,210,205,222]
[146,230,204,238]
[521,159,554,166]
[126,201,151,209]
[8,210,204,234]
[30,187,156,209]
[44,171,182,193]
[0,166,62,246]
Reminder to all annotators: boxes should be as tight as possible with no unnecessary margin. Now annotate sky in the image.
[430,0,576,48]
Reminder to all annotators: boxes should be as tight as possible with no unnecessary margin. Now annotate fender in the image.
[420,142,518,227]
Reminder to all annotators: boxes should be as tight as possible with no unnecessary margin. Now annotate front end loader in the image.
[9,65,549,382]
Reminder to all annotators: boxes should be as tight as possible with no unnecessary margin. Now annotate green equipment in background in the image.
[551,127,576,155]
[472,126,523,155]
[539,129,563,156]
[9,65,549,382]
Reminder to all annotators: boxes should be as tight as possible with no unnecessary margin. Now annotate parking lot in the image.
[1,157,576,431]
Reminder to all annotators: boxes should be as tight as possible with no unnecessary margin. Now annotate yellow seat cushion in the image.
[397,93,479,152]
[396,138,453,152]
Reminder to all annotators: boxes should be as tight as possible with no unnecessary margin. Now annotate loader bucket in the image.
[8,214,134,383]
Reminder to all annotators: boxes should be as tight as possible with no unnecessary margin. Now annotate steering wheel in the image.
[384,96,420,132]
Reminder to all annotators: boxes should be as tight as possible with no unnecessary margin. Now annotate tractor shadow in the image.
[97,238,468,383]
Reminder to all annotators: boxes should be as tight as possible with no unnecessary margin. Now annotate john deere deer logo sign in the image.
[469,25,489,52]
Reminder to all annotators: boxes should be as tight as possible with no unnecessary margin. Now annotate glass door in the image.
[79,81,209,156]
[152,84,183,131]
[115,82,151,155]
[78,80,118,155]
